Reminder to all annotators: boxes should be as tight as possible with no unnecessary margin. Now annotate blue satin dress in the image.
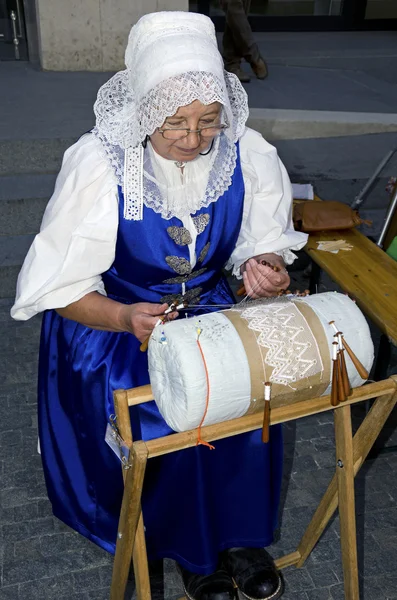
[38,145,283,574]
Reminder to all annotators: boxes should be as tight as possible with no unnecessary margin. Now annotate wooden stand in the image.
[110,377,397,600]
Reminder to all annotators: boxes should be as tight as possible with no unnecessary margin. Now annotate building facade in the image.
[0,0,395,68]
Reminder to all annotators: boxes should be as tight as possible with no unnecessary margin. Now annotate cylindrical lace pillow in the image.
[148,292,374,432]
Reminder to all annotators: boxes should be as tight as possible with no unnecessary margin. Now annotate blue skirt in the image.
[38,285,283,574]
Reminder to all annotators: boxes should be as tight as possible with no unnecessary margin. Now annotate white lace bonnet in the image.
[93,11,249,220]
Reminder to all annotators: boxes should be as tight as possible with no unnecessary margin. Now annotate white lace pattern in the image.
[91,12,249,220]
[143,133,237,219]
[234,300,323,387]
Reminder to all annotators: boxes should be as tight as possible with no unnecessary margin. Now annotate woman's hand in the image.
[241,254,290,299]
[118,302,178,342]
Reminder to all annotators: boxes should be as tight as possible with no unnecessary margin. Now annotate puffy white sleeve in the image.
[11,134,119,321]
[226,127,308,278]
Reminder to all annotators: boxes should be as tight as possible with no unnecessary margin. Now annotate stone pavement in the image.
[1,291,397,599]
[1,28,397,600]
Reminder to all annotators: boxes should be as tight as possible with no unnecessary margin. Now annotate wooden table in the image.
[304,223,397,346]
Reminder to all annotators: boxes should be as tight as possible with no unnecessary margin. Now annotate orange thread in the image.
[196,339,215,450]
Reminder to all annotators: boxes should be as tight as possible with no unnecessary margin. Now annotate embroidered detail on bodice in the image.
[164,268,207,285]
[166,226,192,246]
[160,287,202,306]
[198,242,210,263]
[165,256,192,275]
[192,213,210,234]
[232,300,323,387]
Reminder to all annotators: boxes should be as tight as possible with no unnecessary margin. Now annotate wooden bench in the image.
[302,196,397,346]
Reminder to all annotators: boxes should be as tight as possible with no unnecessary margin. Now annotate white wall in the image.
[35,0,189,71]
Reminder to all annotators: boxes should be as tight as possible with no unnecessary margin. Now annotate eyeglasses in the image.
[158,123,228,140]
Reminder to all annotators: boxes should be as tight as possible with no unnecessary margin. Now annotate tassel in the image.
[331,341,339,407]
[262,382,271,443]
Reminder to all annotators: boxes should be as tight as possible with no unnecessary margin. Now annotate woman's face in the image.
[149,100,222,162]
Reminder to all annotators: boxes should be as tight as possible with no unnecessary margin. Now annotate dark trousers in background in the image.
[220,0,261,70]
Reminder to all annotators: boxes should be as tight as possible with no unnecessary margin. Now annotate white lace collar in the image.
[141,133,237,219]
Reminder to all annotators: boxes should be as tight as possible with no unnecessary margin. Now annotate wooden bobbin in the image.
[337,352,347,403]
[339,349,352,397]
[262,382,271,443]
[331,342,339,407]
[329,321,369,381]
[342,338,369,380]
[140,335,151,353]
[336,332,352,398]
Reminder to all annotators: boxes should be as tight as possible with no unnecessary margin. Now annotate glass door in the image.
[190,0,397,30]
[0,0,27,60]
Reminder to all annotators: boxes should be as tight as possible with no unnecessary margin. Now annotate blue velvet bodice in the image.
[102,144,244,306]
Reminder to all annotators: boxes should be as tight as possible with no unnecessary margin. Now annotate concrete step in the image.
[1,115,397,177]
[0,266,22,301]
[0,174,56,236]
[250,109,397,142]
[0,234,35,267]
[0,173,57,201]
[0,234,35,300]
[0,138,75,176]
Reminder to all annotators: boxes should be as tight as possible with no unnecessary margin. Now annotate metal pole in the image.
[377,184,397,248]
[10,11,20,60]
[350,148,396,211]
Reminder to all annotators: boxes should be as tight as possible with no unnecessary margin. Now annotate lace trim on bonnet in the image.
[92,69,248,220]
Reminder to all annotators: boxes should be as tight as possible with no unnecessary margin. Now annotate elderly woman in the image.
[11,11,307,600]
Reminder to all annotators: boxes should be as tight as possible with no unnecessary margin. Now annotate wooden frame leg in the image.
[334,404,359,599]
[110,440,148,600]
[112,389,151,600]
[275,391,397,574]
[133,515,152,600]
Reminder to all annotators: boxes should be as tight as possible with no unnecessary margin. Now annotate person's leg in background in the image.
[221,0,251,82]
[220,0,268,82]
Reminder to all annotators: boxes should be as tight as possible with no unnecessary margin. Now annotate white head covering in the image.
[93,11,249,220]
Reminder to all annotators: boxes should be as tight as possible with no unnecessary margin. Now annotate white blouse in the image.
[11,127,307,320]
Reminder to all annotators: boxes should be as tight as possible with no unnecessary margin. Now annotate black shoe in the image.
[221,548,284,600]
[178,564,236,600]
[251,57,268,80]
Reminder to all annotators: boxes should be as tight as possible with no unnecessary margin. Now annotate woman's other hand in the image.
[241,255,290,298]
[118,302,178,342]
